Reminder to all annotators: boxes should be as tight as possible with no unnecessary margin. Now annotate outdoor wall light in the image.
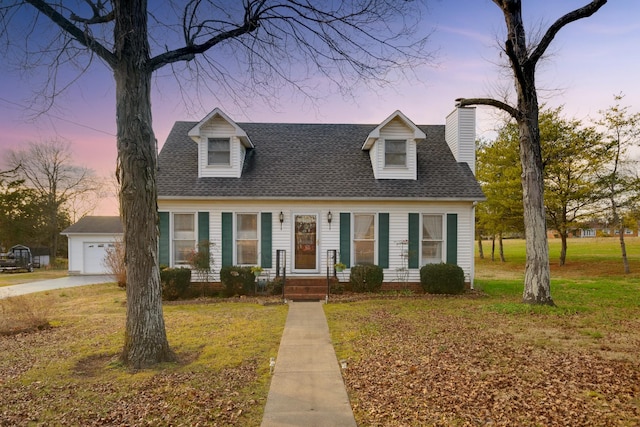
[279,211,284,229]
[327,211,333,229]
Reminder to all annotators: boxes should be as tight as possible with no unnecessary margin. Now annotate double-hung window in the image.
[354,214,375,265]
[173,213,195,265]
[422,215,443,264]
[236,213,258,265]
[208,138,231,165]
[385,139,407,167]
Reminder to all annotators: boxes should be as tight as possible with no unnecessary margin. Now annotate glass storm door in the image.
[294,214,317,271]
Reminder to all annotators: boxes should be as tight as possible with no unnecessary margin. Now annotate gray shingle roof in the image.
[157,121,485,200]
[61,216,123,234]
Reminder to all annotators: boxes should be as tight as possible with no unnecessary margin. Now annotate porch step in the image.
[284,277,329,301]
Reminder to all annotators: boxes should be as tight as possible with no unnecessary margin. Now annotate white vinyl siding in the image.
[372,117,417,180]
[197,115,247,178]
[446,107,476,174]
[158,200,476,286]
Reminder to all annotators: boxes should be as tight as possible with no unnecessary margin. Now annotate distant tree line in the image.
[477,95,640,271]
[1,140,102,261]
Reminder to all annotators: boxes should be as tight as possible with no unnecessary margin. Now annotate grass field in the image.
[477,236,640,281]
[0,237,638,426]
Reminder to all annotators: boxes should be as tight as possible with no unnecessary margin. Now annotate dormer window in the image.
[385,139,407,167]
[362,111,423,180]
[208,138,231,165]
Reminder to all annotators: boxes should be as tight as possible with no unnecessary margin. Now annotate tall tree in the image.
[542,108,605,266]
[596,95,640,274]
[456,0,607,305]
[0,177,45,250]
[477,133,524,261]
[1,1,430,368]
[6,140,100,260]
[481,107,607,266]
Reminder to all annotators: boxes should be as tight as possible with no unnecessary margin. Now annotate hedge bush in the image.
[349,264,384,293]
[160,267,192,301]
[420,263,465,294]
[219,266,255,297]
[269,277,284,296]
[329,277,346,294]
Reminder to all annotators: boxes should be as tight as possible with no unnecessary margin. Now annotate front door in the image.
[294,214,317,271]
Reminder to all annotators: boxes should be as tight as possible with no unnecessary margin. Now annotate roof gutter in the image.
[158,195,486,203]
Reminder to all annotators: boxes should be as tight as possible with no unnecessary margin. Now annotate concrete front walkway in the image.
[262,301,357,427]
[0,275,114,299]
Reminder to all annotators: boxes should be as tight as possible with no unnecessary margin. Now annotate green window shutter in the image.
[339,213,351,268]
[378,213,389,268]
[221,212,233,267]
[159,212,170,267]
[198,212,209,243]
[408,213,419,269]
[198,212,210,268]
[261,212,272,268]
[447,213,458,264]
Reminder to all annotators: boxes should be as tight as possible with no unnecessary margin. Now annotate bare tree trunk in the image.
[559,231,568,266]
[498,232,505,262]
[491,235,496,262]
[49,204,58,263]
[518,100,553,305]
[478,236,484,259]
[611,201,631,274]
[507,2,553,305]
[558,207,569,266]
[114,0,174,368]
[619,228,630,274]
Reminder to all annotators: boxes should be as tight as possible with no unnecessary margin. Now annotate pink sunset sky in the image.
[1,0,639,216]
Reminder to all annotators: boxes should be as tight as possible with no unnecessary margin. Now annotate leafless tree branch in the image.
[456,97,520,120]
[528,0,607,67]
[24,0,116,66]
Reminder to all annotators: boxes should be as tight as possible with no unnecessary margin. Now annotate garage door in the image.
[83,242,113,274]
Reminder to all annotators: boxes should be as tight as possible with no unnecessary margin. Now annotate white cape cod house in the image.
[157,107,484,290]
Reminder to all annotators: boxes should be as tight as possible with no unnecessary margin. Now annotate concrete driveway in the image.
[0,275,114,299]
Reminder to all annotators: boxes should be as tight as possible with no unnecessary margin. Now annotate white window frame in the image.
[235,212,260,266]
[353,213,376,265]
[172,212,196,266]
[208,137,231,166]
[384,139,407,167]
[421,214,444,265]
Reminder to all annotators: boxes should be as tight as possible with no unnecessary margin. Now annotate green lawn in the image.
[477,236,640,281]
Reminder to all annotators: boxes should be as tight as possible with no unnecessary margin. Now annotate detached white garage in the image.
[61,216,123,275]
